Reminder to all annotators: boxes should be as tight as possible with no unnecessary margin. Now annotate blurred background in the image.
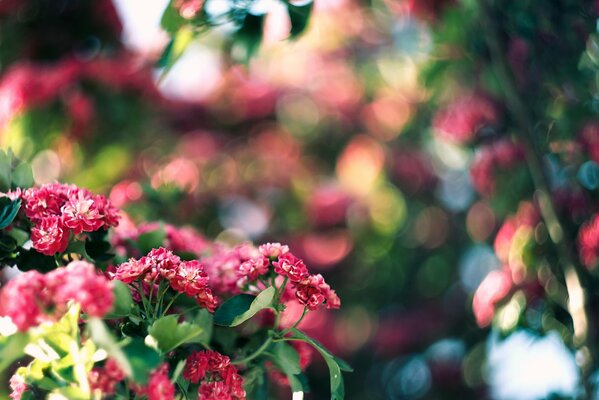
[3,0,599,398]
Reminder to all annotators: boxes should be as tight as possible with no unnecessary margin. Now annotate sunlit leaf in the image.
[214,286,275,327]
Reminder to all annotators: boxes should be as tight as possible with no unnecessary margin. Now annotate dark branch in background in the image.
[480,0,595,396]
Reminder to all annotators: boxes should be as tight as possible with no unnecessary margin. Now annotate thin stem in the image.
[479,0,594,393]
[280,307,308,337]
[136,284,151,320]
[232,336,273,365]
[163,293,182,316]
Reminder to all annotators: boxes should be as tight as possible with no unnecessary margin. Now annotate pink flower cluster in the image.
[89,358,126,396]
[0,55,157,131]
[271,248,341,311]
[111,215,209,258]
[22,183,119,255]
[472,267,513,327]
[0,261,114,331]
[470,139,526,195]
[205,242,341,311]
[578,214,599,269]
[433,93,498,144]
[113,247,218,311]
[183,350,246,400]
[493,201,539,282]
[9,374,28,400]
[132,364,175,400]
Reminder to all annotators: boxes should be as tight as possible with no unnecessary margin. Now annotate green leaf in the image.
[88,318,161,384]
[273,342,301,375]
[267,342,306,394]
[232,13,265,64]
[290,328,350,399]
[0,150,11,192]
[136,224,166,254]
[191,308,214,345]
[148,314,205,353]
[214,286,276,327]
[287,1,313,38]
[0,332,28,373]
[85,233,114,263]
[122,338,162,384]
[16,247,58,272]
[0,198,20,230]
[104,281,134,319]
[161,0,187,34]
[12,162,33,189]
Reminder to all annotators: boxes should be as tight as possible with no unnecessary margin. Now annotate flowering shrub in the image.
[0,158,349,399]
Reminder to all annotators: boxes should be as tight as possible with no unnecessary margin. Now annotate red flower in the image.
[170,260,210,296]
[472,268,513,327]
[433,94,498,144]
[89,358,125,395]
[148,247,181,280]
[46,261,114,317]
[147,364,175,400]
[30,215,70,255]
[237,257,269,283]
[273,253,309,282]
[114,257,153,284]
[295,274,327,311]
[578,214,599,269]
[0,270,47,331]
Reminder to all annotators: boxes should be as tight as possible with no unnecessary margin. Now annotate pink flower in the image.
[578,214,599,269]
[0,270,47,331]
[184,351,210,383]
[147,247,181,280]
[472,268,513,327]
[185,352,245,400]
[258,242,289,259]
[295,274,327,311]
[61,189,108,234]
[47,261,114,317]
[170,260,210,296]
[433,94,498,144]
[198,381,233,400]
[9,374,28,400]
[30,215,70,255]
[195,288,219,312]
[23,183,70,222]
[147,364,175,400]
[89,358,125,395]
[184,350,230,383]
[175,0,204,19]
[273,253,309,282]
[237,257,269,283]
[114,257,153,284]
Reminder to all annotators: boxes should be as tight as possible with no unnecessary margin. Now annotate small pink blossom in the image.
[30,215,69,255]
[273,252,309,282]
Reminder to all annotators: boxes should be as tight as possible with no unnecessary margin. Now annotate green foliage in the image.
[0,149,34,191]
[289,328,352,400]
[214,286,276,326]
[136,224,166,254]
[287,1,314,39]
[88,318,161,384]
[148,314,205,353]
[104,280,134,319]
